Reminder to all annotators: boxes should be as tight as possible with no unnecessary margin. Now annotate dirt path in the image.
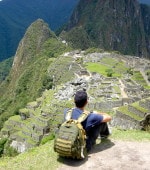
[119,79,128,98]
[57,140,150,170]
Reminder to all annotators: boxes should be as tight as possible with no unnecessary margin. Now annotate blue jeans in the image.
[86,122,110,151]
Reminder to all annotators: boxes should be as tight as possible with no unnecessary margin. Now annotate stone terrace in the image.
[112,98,150,130]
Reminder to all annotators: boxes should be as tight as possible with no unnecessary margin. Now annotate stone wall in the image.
[128,105,145,118]
[112,111,141,130]
[142,92,150,98]
[122,98,133,105]
[88,100,123,111]
[139,99,150,110]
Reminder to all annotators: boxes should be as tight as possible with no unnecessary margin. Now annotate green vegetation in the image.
[132,71,150,89]
[0,57,13,82]
[146,70,150,76]
[127,68,133,75]
[0,129,149,170]
[85,56,128,78]
[0,138,18,158]
[84,47,104,55]
[0,0,78,61]
[41,38,72,58]
[48,55,80,86]
[0,140,60,170]
[112,128,150,141]
[105,69,114,77]
[113,85,121,94]
[0,138,7,157]
[65,0,150,57]
[86,62,109,76]
[61,26,93,50]
[19,108,29,118]
[131,102,149,113]
[9,115,21,122]
[100,57,118,66]
[118,106,142,121]
[0,21,72,130]
[86,62,123,77]
[146,70,150,81]
[41,133,55,145]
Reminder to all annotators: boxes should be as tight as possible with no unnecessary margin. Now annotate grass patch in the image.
[101,56,118,66]
[9,116,21,122]
[131,102,149,113]
[113,85,121,94]
[0,140,60,170]
[86,63,111,77]
[118,106,142,121]
[86,62,123,77]
[101,56,128,74]
[84,47,104,55]
[111,128,150,141]
[132,71,150,89]
[0,130,149,170]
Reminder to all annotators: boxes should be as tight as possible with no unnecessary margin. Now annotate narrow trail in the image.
[57,140,150,170]
[119,79,128,98]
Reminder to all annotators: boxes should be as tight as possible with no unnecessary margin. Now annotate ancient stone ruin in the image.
[1,51,150,152]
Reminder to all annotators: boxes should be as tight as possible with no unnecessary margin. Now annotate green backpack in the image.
[54,109,88,159]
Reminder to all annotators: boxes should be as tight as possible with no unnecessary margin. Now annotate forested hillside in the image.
[62,0,150,58]
[0,0,78,61]
[0,19,71,129]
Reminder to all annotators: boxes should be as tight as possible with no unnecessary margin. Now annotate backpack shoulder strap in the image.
[65,108,74,121]
[77,111,89,123]
[65,109,89,123]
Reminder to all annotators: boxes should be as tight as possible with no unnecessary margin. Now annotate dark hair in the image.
[74,90,88,108]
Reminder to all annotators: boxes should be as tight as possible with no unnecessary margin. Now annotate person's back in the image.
[64,90,112,151]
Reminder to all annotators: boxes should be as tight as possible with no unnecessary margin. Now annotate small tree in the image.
[0,138,7,157]
[148,75,150,82]
[127,68,133,75]
[105,69,114,77]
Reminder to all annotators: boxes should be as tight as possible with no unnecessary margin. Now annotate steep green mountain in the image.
[0,57,13,82]
[0,19,71,129]
[141,4,150,55]
[0,0,79,61]
[62,0,150,58]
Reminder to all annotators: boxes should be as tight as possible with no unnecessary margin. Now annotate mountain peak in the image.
[65,0,149,58]
[11,19,54,79]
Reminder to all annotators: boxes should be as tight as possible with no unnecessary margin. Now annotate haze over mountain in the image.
[0,0,79,61]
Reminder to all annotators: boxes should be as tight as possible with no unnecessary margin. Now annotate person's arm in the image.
[93,111,112,123]
[101,114,112,122]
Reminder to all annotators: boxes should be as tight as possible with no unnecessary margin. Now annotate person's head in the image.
[74,90,88,108]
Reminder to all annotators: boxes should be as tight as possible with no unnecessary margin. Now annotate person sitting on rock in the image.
[64,90,112,151]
